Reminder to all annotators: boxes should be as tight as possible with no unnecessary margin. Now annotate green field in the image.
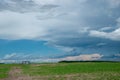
[0,62,120,80]
[0,64,13,78]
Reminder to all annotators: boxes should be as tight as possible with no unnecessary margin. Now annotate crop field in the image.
[0,62,120,80]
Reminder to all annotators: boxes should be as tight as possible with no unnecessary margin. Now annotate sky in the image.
[0,0,120,63]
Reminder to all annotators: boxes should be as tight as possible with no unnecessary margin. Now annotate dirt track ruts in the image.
[3,67,32,80]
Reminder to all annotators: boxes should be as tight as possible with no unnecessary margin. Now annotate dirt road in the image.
[3,67,32,80]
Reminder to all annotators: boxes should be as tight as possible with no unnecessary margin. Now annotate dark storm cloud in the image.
[48,36,120,55]
[0,0,59,13]
[0,0,120,61]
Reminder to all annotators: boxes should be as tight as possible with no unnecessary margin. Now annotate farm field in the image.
[0,62,120,80]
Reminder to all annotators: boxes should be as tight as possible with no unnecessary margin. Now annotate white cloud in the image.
[89,28,120,41]
[53,45,74,52]
[100,27,113,31]
[0,10,88,40]
[3,53,16,59]
[0,60,18,63]
[107,0,120,8]
[97,43,107,46]
[34,0,87,5]
[89,17,120,41]
[61,54,103,61]
[114,53,120,57]
[0,11,51,40]
[34,0,56,4]
[3,53,31,60]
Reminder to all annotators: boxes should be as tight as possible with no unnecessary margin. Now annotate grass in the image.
[22,62,120,75]
[0,62,120,80]
[21,62,120,80]
[0,64,22,79]
[0,64,12,78]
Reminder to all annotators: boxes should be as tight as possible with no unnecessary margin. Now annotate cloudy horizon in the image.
[0,0,120,63]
